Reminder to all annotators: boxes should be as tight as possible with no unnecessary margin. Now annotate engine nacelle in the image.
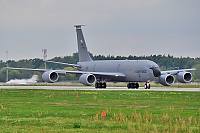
[79,74,96,86]
[177,72,192,83]
[42,71,59,83]
[159,74,175,86]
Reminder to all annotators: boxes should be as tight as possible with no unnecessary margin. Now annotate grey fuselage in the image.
[78,60,159,82]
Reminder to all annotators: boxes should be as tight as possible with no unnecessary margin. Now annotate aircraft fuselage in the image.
[78,60,158,82]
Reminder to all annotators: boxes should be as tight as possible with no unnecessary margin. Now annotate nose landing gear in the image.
[145,81,150,89]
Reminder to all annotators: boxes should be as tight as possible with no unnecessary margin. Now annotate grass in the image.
[0,89,199,132]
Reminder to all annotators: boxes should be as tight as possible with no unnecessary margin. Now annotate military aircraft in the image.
[7,25,195,89]
[6,75,38,84]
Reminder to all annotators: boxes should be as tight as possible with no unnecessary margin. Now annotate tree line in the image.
[0,53,200,82]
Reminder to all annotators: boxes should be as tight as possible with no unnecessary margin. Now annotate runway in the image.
[0,86,199,92]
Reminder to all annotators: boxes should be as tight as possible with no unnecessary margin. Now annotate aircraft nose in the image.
[150,67,161,77]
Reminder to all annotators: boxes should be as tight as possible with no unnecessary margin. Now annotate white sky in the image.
[0,0,200,61]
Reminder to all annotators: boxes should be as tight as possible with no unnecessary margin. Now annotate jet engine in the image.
[79,74,96,86]
[42,71,59,83]
[177,72,192,83]
[159,74,174,86]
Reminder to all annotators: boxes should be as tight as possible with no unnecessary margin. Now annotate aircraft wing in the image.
[63,70,126,78]
[6,67,126,78]
[46,60,81,68]
[6,67,68,76]
[161,68,196,75]
[7,67,48,72]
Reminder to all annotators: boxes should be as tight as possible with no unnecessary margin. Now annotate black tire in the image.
[136,83,139,89]
[144,82,150,89]
[130,83,134,89]
[95,82,101,88]
[127,83,139,89]
[102,82,107,88]
[95,82,99,88]
[148,84,150,89]
[127,83,131,89]
[95,82,107,89]
[104,82,107,88]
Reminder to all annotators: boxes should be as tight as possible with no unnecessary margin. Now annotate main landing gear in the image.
[127,82,151,89]
[94,81,150,89]
[144,81,150,89]
[127,82,139,89]
[95,81,107,88]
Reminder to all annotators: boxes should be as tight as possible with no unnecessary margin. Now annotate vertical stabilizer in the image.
[75,25,93,62]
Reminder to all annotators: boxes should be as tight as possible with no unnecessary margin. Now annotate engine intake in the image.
[42,71,59,83]
[79,74,96,86]
[159,74,174,86]
[177,72,192,83]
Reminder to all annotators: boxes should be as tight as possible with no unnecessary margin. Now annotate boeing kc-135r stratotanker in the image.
[7,25,195,89]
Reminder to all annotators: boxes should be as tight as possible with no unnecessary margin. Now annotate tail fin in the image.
[75,25,93,62]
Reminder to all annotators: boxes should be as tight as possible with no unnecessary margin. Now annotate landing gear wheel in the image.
[102,82,107,88]
[145,84,147,89]
[145,82,150,89]
[135,83,139,89]
[127,83,131,89]
[127,82,139,89]
[95,82,107,89]
[95,82,100,88]
[148,84,150,89]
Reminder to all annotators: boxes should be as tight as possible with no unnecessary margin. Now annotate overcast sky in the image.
[0,0,200,61]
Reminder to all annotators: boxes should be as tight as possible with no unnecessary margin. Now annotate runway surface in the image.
[0,86,199,92]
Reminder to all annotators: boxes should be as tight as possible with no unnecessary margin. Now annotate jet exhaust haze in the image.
[6,75,38,84]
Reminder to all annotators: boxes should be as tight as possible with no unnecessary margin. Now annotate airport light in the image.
[6,51,8,82]
[42,49,47,69]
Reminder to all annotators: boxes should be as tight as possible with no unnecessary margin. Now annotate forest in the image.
[0,53,200,82]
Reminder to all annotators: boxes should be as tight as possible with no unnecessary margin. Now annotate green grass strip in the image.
[0,89,199,132]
